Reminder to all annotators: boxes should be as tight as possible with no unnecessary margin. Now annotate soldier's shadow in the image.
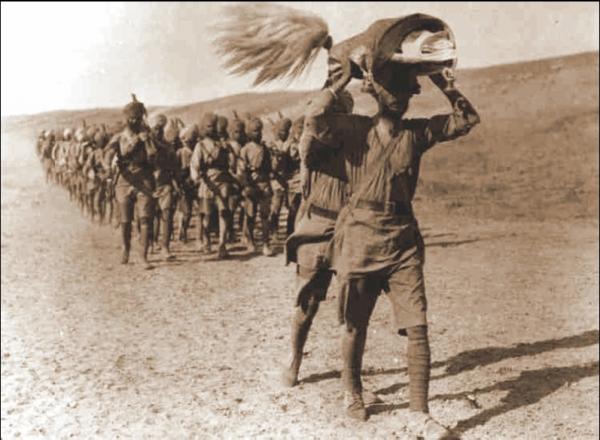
[372,329,599,395]
[368,361,599,435]
[300,329,599,391]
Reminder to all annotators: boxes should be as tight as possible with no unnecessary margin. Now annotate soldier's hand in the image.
[429,67,456,93]
[330,57,355,94]
[139,131,149,142]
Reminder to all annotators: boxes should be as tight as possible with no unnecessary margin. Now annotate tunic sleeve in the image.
[411,110,474,154]
[299,90,339,169]
[190,143,202,183]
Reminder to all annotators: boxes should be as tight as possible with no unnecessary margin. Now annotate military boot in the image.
[139,220,153,270]
[217,243,229,259]
[404,412,458,440]
[262,243,275,257]
[120,222,132,264]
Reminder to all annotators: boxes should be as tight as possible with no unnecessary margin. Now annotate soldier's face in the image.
[128,116,143,130]
[152,125,164,139]
[277,127,289,141]
[373,64,420,116]
[247,126,262,142]
[202,121,217,138]
[231,127,245,143]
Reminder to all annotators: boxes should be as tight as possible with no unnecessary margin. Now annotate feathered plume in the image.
[213,3,331,86]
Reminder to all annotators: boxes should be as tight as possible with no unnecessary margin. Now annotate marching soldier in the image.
[190,112,233,259]
[40,130,56,184]
[300,27,480,439]
[268,117,292,238]
[150,113,180,260]
[103,136,119,226]
[70,128,88,214]
[108,94,157,268]
[284,116,304,236]
[82,131,109,223]
[240,117,275,256]
[176,124,198,243]
[223,116,246,243]
[51,128,71,188]
[281,88,355,389]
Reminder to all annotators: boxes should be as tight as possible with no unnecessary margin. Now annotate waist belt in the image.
[355,199,413,216]
[309,204,339,221]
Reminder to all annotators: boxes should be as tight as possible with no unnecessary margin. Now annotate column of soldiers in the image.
[35,95,303,266]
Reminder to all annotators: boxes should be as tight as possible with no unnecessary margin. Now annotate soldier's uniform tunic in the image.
[240,140,273,247]
[112,127,156,223]
[190,137,232,214]
[175,141,195,237]
[302,90,474,332]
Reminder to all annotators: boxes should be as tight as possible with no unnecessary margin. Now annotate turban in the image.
[164,120,180,143]
[94,131,108,148]
[217,115,229,131]
[229,118,245,133]
[150,113,168,129]
[246,117,263,133]
[276,118,292,131]
[199,112,218,136]
[123,94,147,119]
[180,124,199,143]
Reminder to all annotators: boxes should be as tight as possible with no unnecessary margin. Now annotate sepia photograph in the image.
[1,2,599,439]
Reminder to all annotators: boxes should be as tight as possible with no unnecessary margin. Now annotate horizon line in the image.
[2,50,597,120]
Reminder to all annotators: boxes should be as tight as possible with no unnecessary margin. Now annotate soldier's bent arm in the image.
[298,89,341,168]
[415,73,481,153]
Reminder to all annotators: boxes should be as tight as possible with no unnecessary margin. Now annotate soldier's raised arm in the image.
[299,89,354,168]
[414,70,481,153]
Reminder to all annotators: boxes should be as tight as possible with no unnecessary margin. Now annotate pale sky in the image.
[1,1,598,116]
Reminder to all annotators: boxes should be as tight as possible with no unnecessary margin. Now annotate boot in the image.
[263,243,275,257]
[341,325,369,421]
[404,412,458,440]
[120,222,132,264]
[139,220,152,269]
[197,215,211,253]
[343,391,368,422]
[161,217,175,260]
[242,217,257,253]
[217,243,229,259]
[269,212,279,237]
[281,305,318,387]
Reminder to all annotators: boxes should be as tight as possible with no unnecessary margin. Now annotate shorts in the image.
[338,262,427,334]
[115,180,155,222]
[177,190,195,217]
[198,196,227,215]
[155,185,175,211]
[197,181,230,214]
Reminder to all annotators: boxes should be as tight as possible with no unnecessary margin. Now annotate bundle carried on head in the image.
[213,4,457,89]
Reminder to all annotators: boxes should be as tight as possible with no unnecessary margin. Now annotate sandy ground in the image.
[1,140,599,439]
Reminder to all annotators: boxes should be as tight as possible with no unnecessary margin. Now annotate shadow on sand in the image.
[301,329,599,431]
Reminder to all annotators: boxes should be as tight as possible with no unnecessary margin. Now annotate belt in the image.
[355,199,413,216]
[309,204,339,221]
